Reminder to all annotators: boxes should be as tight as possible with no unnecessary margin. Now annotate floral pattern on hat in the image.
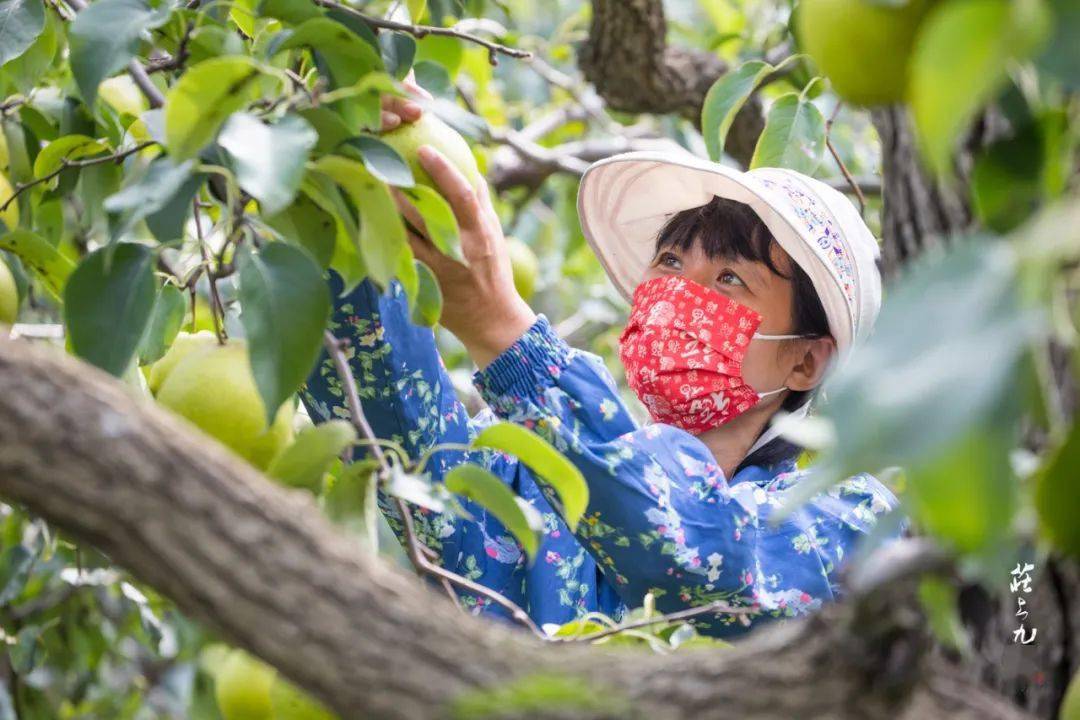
[758,175,857,307]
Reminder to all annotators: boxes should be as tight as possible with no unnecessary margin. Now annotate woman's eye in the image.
[718,270,745,287]
[656,252,681,268]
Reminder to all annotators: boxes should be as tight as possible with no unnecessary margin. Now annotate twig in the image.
[144,22,194,75]
[0,141,157,213]
[565,600,758,643]
[193,201,226,344]
[311,0,531,64]
[321,330,544,638]
[824,101,867,217]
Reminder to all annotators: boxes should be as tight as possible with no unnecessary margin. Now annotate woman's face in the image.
[638,235,829,401]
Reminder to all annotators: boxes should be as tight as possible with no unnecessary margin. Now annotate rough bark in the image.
[578,0,770,167]
[0,335,1040,720]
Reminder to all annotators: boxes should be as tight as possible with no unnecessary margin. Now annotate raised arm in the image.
[304,274,541,620]
[473,313,907,636]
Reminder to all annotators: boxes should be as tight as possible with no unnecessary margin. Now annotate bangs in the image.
[652,196,791,280]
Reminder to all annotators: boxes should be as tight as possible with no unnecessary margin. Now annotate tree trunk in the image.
[0,335,1040,720]
[578,0,768,167]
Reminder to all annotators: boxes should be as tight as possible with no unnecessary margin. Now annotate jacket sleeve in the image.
[472,313,907,636]
[301,274,531,614]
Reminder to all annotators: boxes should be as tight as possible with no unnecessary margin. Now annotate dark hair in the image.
[651,195,831,475]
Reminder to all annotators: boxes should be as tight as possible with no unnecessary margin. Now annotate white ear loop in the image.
[749,332,813,398]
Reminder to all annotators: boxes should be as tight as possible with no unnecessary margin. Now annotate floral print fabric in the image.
[301,273,908,638]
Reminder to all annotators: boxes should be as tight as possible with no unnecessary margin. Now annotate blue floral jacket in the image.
[301,274,908,638]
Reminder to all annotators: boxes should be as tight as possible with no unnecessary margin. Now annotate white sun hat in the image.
[577,150,883,455]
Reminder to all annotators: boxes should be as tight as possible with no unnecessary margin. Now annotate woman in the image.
[300,86,906,638]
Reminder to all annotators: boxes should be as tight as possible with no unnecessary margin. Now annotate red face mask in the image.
[617,274,805,434]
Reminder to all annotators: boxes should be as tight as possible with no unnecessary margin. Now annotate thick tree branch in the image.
[0,336,1038,720]
[578,0,785,166]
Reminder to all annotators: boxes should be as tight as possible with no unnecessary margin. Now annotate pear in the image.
[154,339,295,470]
[381,113,483,191]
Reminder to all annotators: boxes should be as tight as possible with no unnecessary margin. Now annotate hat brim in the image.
[577,150,854,353]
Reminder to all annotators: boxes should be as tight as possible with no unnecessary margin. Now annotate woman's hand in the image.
[392,148,537,370]
[379,71,431,131]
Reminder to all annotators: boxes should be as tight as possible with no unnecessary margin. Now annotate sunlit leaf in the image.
[164,56,263,160]
[749,92,826,174]
[410,258,442,327]
[398,183,461,260]
[32,135,108,178]
[0,229,74,302]
[445,463,543,561]
[219,112,317,214]
[701,59,770,162]
[343,134,415,187]
[472,422,589,531]
[268,420,357,491]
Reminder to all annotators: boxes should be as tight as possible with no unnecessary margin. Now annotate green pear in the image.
[154,339,295,470]
[796,0,936,106]
[0,258,18,325]
[215,650,276,720]
[381,113,483,191]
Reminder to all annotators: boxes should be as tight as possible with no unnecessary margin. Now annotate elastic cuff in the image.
[472,314,572,404]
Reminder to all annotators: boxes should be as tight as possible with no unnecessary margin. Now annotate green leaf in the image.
[218,112,317,215]
[280,18,383,85]
[749,92,826,174]
[1035,417,1080,559]
[267,420,357,491]
[258,0,323,23]
[398,183,461,260]
[0,9,56,92]
[9,624,44,675]
[406,0,426,22]
[917,576,972,655]
[909,0,1052,177]
[300,171,366,290]
[298,106,353,154]
[138,283,186,365]
[321,458,378,543]
[386,464,449,512]
[0,229,74,302]
[144,173,203,244]
[0,545,32,605]
[1036,0,1080,88]
[69,0,172,107]
[164,56,263,160]
[773,238,1041,562]
[265,191,336,268]
[344,134,415,187]
[446,463,542,561]
[312,155,410,289]
[237,243,331,424]
[379,31,416,80]
[412,59,454,99]
[971,120,1045,233]
[701,59,770,162]
[64,243,157,377]
[472,422,589,531]
[32,134,108,178]
[410,259,442,327]
[0,0,44,66]
[104,157,196,239]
